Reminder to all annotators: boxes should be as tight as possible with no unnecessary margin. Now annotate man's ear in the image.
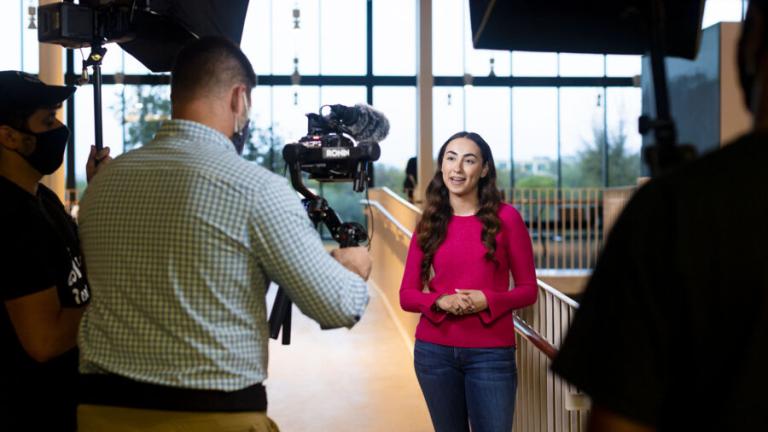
[229,85,247,114]
[0,125,24,151]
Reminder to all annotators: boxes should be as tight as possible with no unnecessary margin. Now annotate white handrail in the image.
[537,279,580,309]
[361,199,413,238]
[378,186,423,213]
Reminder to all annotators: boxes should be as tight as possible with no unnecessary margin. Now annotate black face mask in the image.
[232,119,251,155]
[17,125,70,175]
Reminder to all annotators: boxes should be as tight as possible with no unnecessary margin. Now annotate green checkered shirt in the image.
[78,119,369,391]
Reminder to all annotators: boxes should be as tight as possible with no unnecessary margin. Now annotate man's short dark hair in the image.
[170,36,256,104]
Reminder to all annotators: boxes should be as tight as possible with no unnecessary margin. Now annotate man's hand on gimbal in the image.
[331,247,372,281]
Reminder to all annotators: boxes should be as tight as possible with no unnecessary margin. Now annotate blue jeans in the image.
[414,340,517,432]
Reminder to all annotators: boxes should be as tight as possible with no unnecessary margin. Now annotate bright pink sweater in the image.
[399,203,538,348]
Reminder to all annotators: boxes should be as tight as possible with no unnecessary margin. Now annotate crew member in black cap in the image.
[0,70,109,431]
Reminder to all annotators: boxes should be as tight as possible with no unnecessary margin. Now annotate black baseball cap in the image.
[0,70,75,127]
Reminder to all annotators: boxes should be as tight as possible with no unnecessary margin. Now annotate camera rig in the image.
[269,104,386,344]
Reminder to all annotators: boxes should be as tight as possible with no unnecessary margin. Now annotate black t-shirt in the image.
[552,133,768,430]
[0,176,90,431]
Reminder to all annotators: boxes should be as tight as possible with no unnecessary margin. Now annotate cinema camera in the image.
[269,103,388,345]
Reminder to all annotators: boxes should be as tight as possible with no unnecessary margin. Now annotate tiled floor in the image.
[266,284,432,432]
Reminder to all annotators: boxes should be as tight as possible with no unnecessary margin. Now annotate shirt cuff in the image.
[421,292,448,324]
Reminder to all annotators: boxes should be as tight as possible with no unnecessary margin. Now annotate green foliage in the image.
[561,121,640,188]
[119,86,171,152]
[516,175,556,188]
[495,162,512,191]
[119,86,287,174]
[242,125,285,172]
[373,163,407,199]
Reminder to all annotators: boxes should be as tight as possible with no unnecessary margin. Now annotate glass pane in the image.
[373,0,416,75]
[606,55,642,77]
[271,85,321,144]
[321,0,366,75]
[244,86,281,172]
[319,86,367,107]
[316,182,365,225]
[463,0,510,77]
[559,54,604,77]
[22,25,38,73]
[433,0,464,76]
[120,85,171,152]
[122,48,155,75]
[242,0,272,75]
[512,52,557,77]
[607,87,642,186]
[0,1,22,71]
[271,0,320,75]
[512,88,558,186]
[433,86,465,159]
[250,86,273,131]
[559,87,606,187]
[373,86,417,197]
[465,87,512,190]
[74,84,140,182]
[703,0,746,28]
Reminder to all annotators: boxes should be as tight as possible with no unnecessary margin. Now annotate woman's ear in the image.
[481,163,489,178]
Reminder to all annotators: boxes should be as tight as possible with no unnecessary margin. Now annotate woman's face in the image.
[441,137,488,198]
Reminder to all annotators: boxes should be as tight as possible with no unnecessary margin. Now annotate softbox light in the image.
[469,0,705,60]
[120,0,250,72]
[39,0,250,72]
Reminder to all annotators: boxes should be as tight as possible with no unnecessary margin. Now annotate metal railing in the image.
[363,187,590,432]
[513,281,587,432]
[508,188,604,270]
[602,186,636,239]
[506,187,637,270]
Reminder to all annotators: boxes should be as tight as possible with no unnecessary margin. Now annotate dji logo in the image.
[323,147,351,159]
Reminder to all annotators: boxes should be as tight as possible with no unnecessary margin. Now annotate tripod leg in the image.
[282,305,292,345]
[269,287,293,343]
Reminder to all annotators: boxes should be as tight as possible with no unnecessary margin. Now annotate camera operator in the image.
[551,2,768,430]
[0,71,109,431]
[76,36,371,431]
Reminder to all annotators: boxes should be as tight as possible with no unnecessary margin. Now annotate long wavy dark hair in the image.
[416,131,503,285]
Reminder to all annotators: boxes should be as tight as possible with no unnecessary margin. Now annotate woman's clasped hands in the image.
[435,289,488,315]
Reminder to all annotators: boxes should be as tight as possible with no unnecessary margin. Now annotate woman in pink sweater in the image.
[400,132,537,432]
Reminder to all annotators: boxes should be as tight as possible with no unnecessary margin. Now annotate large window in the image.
[465,87,512,190]
[559,88,606,188]
[512,88,558,187]
[0,0,746,209]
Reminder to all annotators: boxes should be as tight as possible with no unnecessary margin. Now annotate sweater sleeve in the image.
[479,206,538,324]
[399,233,447,324]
